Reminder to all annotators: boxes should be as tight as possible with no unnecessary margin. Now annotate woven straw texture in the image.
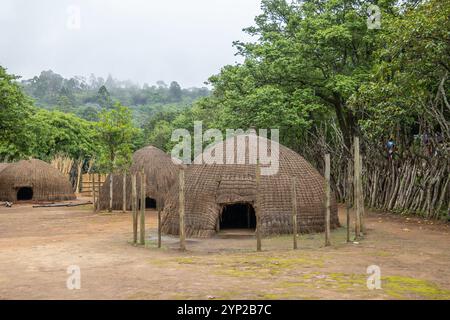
[0,159,76,202]
[99,146,180,210]
[162,134,339,237]
[0,163,9,174]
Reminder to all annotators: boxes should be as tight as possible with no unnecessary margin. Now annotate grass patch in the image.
[213,253,325,278]
[382,276,450,300]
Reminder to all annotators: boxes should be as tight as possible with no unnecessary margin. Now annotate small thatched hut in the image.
[162,134,339,237]
[99,146,179,210]
[0,159,76,202]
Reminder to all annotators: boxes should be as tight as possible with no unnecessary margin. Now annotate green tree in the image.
[97,103,138,212]
[352,0,450,142]
[169,81,182,102]
[28,109,99,161]
[0,66,34,160]
[96,85,114,109]
[96,103,138,173]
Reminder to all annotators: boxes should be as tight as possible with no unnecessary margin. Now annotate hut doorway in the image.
[145,197,156,209]
[219,203,256,230]
[17,187,33,201]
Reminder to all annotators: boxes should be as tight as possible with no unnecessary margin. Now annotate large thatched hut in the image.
[99,146,179,210]
[0,159,76,202]
[162,134,339,237]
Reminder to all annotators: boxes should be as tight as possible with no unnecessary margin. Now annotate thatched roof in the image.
[99,146,180,210]
[161,134,339,237]
[0,163,10,174]
[0,159,76,202]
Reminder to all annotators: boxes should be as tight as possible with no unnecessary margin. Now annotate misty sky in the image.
[0,0,262,87]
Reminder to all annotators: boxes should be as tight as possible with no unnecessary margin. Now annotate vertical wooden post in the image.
[324,154,331,247]
[96,173,101,212]
[157,199,162,248]
[354,136,361,239]
[140,169,146,245]
[131,174,137,244]
[76,160,82,194]
[122,172,126,213]
[91,173,96,212]
[179,169,186,251]
[346,159,352,243]
[109,174,113,212]
[359,156,366,234]
[255,160,262,252]
[292,176,298,250]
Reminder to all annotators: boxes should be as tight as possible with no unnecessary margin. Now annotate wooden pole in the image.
[346,159,352,243]
[179,169,186,251]
[255,160,262,252]
[359,156,366,235]
[292,176,298,250]
[324,154,331,247]
[157,199,162,248]
[76,160,82,194]
[91,173,96,213]
[122,172,126,213]
[140,169,146,245]
[131,174,137,244]
[354,136,361,239]
[96,173,101,212]
[109,174,113,212]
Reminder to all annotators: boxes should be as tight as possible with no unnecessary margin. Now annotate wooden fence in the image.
[80,174,107,197]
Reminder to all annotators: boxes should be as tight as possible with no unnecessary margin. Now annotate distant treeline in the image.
[20,70,210,125]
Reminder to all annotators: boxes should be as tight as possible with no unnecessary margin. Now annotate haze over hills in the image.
[20,70,210,125]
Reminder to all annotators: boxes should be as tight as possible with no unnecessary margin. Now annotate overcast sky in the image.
[0,0,262,87]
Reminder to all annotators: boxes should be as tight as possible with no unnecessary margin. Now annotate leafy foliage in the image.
[0,66,34,160]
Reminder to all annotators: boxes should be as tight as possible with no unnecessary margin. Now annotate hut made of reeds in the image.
[161,134,339,237]
[99,146,180,210]
[0,159,76,202]
[0,163,10,174]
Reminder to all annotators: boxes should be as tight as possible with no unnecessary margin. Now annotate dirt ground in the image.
[0,199,449,300]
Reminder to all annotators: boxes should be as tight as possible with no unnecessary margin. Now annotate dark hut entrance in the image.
[17,187,33,201]
[145,197,156,209]
[219,203,256,230]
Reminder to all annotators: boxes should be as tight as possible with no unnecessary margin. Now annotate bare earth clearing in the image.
[0,199,449,300]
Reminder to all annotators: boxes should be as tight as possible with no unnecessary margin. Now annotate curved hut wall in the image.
[0,163,10,174]
[161,134,340,238]
[0,159,76,202]
[99,146,179,210]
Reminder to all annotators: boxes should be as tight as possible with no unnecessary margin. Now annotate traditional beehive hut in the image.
[162,134,339,237]
[99,146,180,210]
[0,159,76,202]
